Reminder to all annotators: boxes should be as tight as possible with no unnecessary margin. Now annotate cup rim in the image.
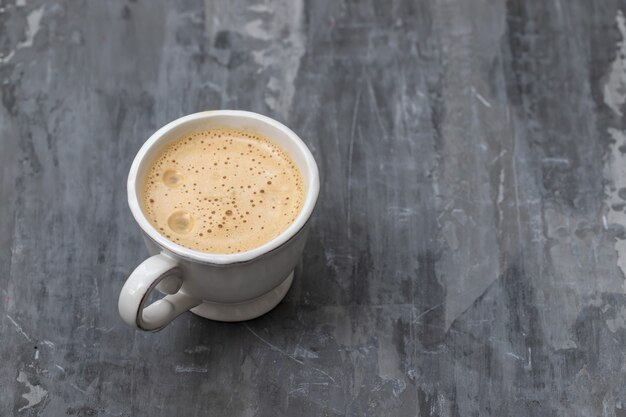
[127,110,320,265]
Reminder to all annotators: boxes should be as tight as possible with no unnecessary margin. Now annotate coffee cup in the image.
[118,110,319,331]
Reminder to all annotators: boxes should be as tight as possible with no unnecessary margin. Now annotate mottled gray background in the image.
[2,0,626,415]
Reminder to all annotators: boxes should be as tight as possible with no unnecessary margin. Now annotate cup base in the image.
[189,271,294,322]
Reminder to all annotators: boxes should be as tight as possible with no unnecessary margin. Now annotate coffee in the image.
[141,127,305,254]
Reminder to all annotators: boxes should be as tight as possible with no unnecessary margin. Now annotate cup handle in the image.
[118,253,202,331]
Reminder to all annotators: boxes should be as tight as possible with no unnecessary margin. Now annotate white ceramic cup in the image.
[118,110,319,331]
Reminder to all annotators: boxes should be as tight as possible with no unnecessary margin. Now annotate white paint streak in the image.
[0,50,15,64]
[55,364,65,372]
[174,366,209,373]
[0,6,44,64]
[42,340,55,349]
[34,350,39,360]
[471,87,492,108]
[525,347,532,370]
[20,6,44,49]
[248,4,269,12]
[6,315,32,341]
[347,88,362,242]
[505,352,522,361]
[209,0,304,117]
[324,248,355,274]
[92,274,101,312]
[184,345,211,354]
[293,345,319,359]
[388,206,416,218]
[607,306,626,333]
[16,371,47,411]
[95,326,116,333]
[70,383,88,395]
[604,11,626,116]
[542,157,570,165]
[413,303,443,322]
[245,325,337,384]
[504,348,532,370]
[288,386,308,396]
[603,129,626,280]
[490,149,506,166]
[244,19,271,40]
[497,165,505,207]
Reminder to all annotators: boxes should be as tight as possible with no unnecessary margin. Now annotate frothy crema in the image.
[141,127,305,254]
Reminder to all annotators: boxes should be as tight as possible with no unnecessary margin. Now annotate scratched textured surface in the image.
[3,0,626,416]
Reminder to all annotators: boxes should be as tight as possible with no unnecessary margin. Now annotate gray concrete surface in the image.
[2,0,626,415]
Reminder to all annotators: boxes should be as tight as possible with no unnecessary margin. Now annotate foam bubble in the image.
[168,210,194,234]
[163,169,184,188]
